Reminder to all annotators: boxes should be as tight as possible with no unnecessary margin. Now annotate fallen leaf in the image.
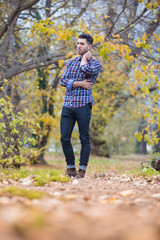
[119,190,134,197]
[2,180,9,185]
[72,179,78,185]
[53,191,62,197]
[134,198,148,203]
[83,195,91,201]
[8,179,16,184]
[19,176,33,186]
[99,197,116,204]
[98,195,109,200]
[65,194,78,200]
[152,193,160,198]
[0,197,10,204]
[120,177,131,182]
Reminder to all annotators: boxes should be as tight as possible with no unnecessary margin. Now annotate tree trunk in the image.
[90,134,110,157]
[138,136,147,154]
[137,118,147,155]
[36,124,52,165]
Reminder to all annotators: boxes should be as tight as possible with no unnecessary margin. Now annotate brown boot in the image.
[75,169,85,178]
[65,168,77,177]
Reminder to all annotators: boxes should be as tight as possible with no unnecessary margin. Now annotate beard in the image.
[78,48,89,56]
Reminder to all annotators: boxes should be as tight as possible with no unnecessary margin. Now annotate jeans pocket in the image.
[88,103,92,109]
[85,104,91,120]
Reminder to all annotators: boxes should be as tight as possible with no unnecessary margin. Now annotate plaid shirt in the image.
[61,56,101,108]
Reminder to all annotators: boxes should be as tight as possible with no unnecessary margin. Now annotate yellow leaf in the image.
[144,113,150,120]
[48,28,55,34]
[124,54,131,61]
[66,52,73,58]
[145,88,149,95]
[58,60,64,68]
[135,132,143,142]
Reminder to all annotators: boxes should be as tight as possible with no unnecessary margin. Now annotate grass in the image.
[0,154,159,185]
[1,187,45,199]
[141,167,160,178]
[1,168,31,180]
[126,167,160,179]
[33,169,69,186]
[0,167,70,186]
[45,152,146,173]
[45,152,160,180]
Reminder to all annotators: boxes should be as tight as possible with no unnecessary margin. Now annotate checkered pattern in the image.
[61,56,101,108]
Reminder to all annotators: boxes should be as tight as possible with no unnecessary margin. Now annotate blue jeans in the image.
[60,104,91,170]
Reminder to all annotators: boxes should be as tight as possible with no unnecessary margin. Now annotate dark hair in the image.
[78,33,93,45]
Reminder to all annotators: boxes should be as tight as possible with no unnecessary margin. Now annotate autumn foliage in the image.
[0,0,160,165]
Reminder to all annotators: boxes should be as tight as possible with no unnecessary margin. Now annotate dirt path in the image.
[0,170,160,240]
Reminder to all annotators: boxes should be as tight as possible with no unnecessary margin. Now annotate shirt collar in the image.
[77,56,81,61]
[77,56,93,62]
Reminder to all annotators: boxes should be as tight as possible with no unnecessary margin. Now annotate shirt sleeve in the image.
[80,58,102,75]
[90,73,99,84]
[67,79,74,90]
[61,61,74,90]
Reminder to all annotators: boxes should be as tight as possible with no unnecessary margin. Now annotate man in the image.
[60,33,101,178]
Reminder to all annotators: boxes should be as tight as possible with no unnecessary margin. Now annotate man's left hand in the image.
[83,51,91,61]
[80,51,91,66]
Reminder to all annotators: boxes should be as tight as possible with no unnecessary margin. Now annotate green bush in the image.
[0,89,40,167]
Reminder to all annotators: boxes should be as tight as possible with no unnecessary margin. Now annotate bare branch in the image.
[45,0,52,18]
[3,53,67,79]
[50,2,68,16]
[107,0,127,37]
[114,86,158,110]
[0,0,40,39]
[70,3,88,26]
[115,0,152,36]
[0,15,19,55]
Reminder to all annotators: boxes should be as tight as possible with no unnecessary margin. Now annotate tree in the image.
[0,0,159,167]
[0,0,67,165]
[88,0,160,156]
[0,0,97,165]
